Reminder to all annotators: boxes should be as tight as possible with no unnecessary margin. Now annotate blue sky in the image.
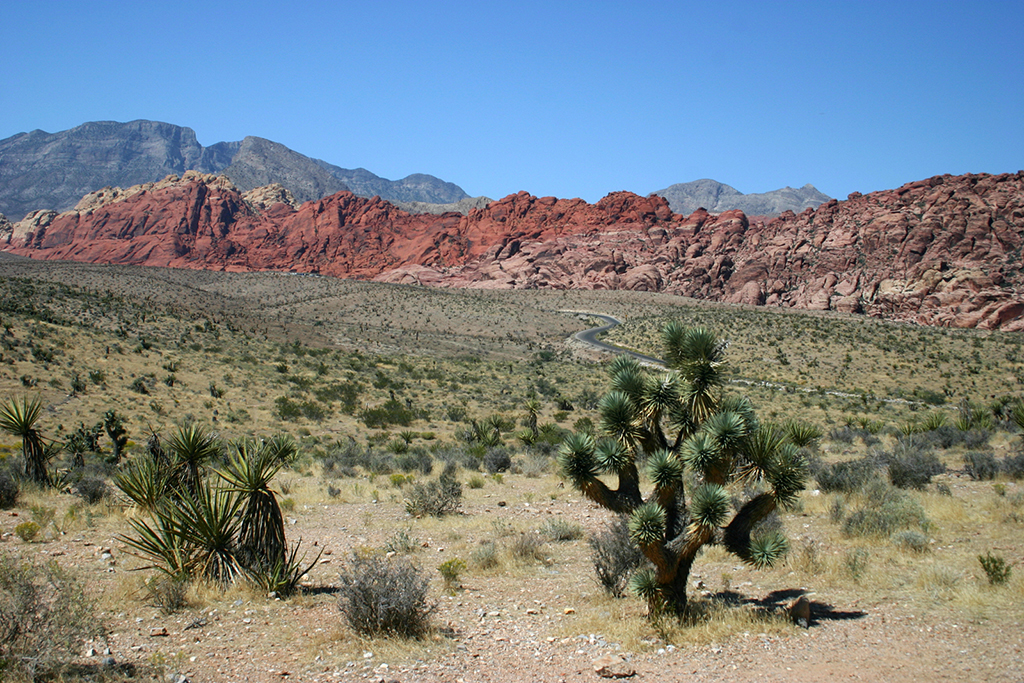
[1,1,1021,202]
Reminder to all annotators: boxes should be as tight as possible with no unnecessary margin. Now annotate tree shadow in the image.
[751,588,868,626]
[705,588,867,627]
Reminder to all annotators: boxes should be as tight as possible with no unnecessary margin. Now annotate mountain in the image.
[313,161,470,205]
[3,170,1022,330]
[0,120,470,219]
[651,179,832,216]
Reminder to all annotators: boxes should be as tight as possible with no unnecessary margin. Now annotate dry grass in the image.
[0,259,1023,679]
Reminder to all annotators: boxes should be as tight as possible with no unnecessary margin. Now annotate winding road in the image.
[568,311,921,407]
[568,312,665,366]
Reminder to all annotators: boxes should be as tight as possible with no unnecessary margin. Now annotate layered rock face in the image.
[4,171,1022,330]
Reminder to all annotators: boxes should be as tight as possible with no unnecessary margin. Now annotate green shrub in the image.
[0,555,104,679]
[15,521,41,542]
[467,475,485,489]
[974,552,1007,585]
[438,558,466,592]
[360,399,417,429]
[337,553,434,637]
[784,421,823,448]
[840,481,928,538]
[405,469,462,517]
[978,552,1012,585]
[382,529,418,555]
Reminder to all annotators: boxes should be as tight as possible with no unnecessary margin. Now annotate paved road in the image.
[568,312,920,407]
[570,313,666,366]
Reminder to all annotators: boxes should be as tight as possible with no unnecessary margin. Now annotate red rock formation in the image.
[4,171,1023,330]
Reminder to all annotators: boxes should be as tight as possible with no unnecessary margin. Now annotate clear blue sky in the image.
[2,1,1021,202]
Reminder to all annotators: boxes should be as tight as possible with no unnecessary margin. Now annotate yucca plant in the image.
[121,504,193,582]
[559,325,807,619]
[218,439,292,576]
[0,397,50,487]
[166,423,221,497]
[173,480,244,585]
[114,455,172,513]
[784,420,824,448]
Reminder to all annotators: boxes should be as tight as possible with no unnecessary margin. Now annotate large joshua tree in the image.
[558,324,807,618]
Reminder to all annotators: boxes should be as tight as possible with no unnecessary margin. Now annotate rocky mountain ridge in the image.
[651,179,832,216]
[0,120,471,219]
[2,171,1021,330]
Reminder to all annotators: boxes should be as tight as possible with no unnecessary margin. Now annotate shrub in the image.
[467,475,485,489]
[0,555,104,680]
[814,458,879,493]
[1002,453,1024,480]
[360,399,416,429]
[892,530,929,553]
[382,529,418,555]
[129,377,150,394]
[844,548,870,580]
[15,521,41,542]
[840,481,928,538]
[964,451,999,480]
[395,449,433,475]
[145,575,190,614]
[337,553,433,637]
[438,558,466,592]
[887,448,944,490]
[483,447,512,474]
[73,477,108,505]
[471,541,501,569]
[784,421,823,448]
[978,552,1012,585]
[509,532,545,563]
[588,517,645,598]
[539,518,584,542]
[0,470,18,509]
[405,465,462,517]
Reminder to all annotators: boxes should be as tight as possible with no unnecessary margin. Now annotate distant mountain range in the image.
[651,179,832,216]
[0,120,471,220]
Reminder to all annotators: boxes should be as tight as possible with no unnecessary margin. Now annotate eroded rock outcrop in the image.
[4,171,1023,330]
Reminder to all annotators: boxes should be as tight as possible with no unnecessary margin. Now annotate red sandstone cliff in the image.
[4,170,1023,330]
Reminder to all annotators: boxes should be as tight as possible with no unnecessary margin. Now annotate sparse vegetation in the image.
[0,555,104,681]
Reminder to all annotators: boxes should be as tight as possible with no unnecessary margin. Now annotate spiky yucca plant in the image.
[559,325,807,618]
[218,438,294,576]
[0,397,49,487]
[166,423,221,497]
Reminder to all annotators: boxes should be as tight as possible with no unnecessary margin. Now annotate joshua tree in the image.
[558,324,807,618]
[0,397,50,486]
[103,409,128,464]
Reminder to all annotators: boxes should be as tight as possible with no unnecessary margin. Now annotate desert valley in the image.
[0,121,1021,683]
